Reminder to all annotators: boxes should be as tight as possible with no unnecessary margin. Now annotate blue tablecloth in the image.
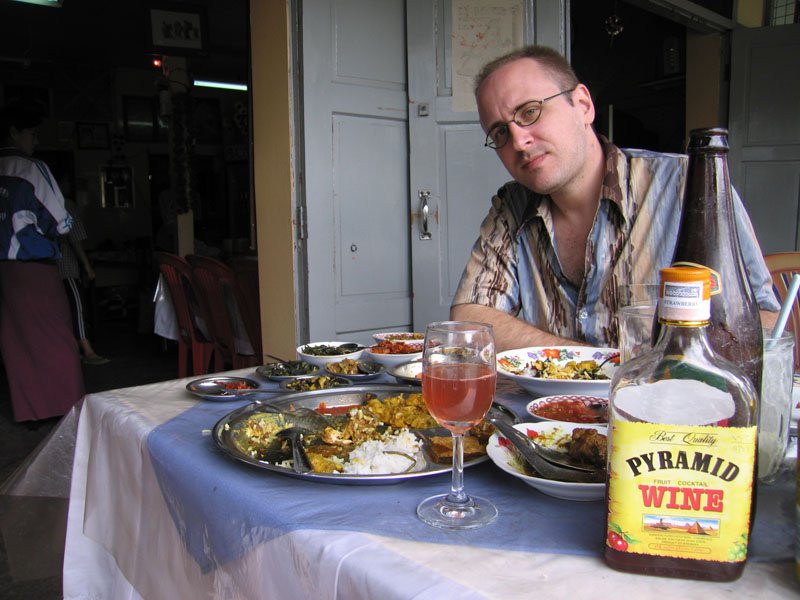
[147,380,795,573]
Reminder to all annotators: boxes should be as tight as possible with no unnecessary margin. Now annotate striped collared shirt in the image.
[452,137,779,346]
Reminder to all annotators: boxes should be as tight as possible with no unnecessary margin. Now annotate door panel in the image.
[729,23,800,253]
[407,0,561,330]
[303,0,409,343]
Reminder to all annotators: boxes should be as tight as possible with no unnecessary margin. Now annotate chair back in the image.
[154,251,214,376]
[764,251,800,370]
[230,256,262,354]
[187,254,261,369]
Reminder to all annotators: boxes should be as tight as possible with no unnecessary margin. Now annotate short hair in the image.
[474,45,580,97]
[0,102,43,139]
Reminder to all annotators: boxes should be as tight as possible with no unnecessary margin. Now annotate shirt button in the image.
[579,310,588,320]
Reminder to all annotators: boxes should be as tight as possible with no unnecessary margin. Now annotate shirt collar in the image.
[597,135,627,219]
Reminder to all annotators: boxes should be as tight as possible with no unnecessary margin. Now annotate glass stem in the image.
[447,433,468,504]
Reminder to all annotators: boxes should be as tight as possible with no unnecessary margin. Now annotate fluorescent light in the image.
[193,79,248,92]
[12,0,63,6]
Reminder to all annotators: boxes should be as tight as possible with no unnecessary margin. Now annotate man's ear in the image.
[573,84,595,126]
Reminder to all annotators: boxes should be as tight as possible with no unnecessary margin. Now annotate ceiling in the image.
[0,0,249,79]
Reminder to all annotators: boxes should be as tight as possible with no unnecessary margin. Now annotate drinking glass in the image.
[758,328,795,483]
[416,321,498,529]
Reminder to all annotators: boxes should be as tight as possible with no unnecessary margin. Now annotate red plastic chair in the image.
[764,251,800,371]
[154,251,215,377]
[187,254,261,370]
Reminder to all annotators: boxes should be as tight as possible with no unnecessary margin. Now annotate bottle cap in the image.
[658,266,711,323]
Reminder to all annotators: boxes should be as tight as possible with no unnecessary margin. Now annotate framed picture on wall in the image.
[147,3,207,54]
[100,165,135,209]
[76,122,110,149]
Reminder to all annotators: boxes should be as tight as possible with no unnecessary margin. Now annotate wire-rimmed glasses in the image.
[484,87,576,149]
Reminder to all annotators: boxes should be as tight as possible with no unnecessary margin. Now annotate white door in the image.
[729,23,800,253]
[407,0,566,330]
[302,0,411,344]
[302,0,566,343]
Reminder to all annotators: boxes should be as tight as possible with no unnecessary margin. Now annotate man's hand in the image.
[450,304,583,352]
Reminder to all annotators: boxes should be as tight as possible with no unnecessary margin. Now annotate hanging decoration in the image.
[604,1,624,47]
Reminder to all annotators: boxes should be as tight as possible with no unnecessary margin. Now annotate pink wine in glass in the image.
[423,363,496,434]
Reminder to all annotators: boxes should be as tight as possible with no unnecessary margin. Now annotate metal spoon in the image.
[337,343,365,353]
[485,407,603,483]
[263,354,307,376]
[278,427,314,473]
[527,438,600,473]
[194,381,292,396]
[357,361,384,375]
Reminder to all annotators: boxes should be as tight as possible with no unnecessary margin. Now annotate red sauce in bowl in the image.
[531,396,607,423]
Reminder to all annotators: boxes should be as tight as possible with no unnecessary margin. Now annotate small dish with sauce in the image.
[525,394,608,424]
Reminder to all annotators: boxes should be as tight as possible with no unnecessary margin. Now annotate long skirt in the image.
[0,261,85,422]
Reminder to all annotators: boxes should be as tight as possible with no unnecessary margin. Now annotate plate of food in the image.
[372,331,425,343]
[389,359,423,385]
[363,340,424,369]
[212,385,507,484]
[256,360,322,381]
[496,346,619,397]
[186,376,261,401]
[486,421,607,501]
[526,395,608,424]
[296,341,365,368]
[279,374,352,392]
[325,358,385,381]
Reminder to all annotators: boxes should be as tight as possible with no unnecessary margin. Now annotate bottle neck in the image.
[654,320,714,357]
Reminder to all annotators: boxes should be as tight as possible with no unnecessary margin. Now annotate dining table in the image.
[55,366,798,599]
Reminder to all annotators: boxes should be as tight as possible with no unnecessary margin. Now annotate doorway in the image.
[570,1,686,153]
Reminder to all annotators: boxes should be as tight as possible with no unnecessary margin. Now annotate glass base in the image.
[416,493,498,530]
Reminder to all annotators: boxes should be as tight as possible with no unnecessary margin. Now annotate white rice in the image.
[342,429,421,474]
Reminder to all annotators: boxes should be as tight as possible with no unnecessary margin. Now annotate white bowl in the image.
[496,346,619,397]
[525,394,608,424]
[372,331,425,343]
[363,347,423,369]
[486,421,607,501]
[296,341,365,368]
[388,359,423,385]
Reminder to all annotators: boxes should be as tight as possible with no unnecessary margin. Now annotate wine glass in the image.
[416,321,498,529]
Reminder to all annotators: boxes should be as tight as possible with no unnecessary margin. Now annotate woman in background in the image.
[0,102,84,422]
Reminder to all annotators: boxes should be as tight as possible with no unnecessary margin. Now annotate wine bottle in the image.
[607,266,758,581]
[660,127,763,394]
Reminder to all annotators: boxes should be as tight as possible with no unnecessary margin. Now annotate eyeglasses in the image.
[484,87,576,149]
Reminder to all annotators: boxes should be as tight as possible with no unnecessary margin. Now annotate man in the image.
[0,102,85,421]
[451,46,778,352]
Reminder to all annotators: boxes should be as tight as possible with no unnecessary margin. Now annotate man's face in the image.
[477,58,595,198]
[11,126,38,156]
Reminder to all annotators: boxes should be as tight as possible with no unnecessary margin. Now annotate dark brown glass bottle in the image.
[655,127,763,394]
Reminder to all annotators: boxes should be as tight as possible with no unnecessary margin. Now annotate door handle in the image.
[418,190,432,240]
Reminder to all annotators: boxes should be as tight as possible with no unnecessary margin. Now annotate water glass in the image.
[616,283,658,363]
[759,329,795,483]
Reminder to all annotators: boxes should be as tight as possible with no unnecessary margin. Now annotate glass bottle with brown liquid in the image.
[606,266,758,581]
[654,128,763,394]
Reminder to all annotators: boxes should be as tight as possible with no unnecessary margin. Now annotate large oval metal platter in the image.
[212,384,515,485]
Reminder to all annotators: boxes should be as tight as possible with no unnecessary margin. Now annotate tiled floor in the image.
[0,315,179,599]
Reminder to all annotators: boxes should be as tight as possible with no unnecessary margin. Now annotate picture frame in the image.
[100,165,135,209]
[122,96,157,142]
[146,3,207,54]
[76,122,110,149]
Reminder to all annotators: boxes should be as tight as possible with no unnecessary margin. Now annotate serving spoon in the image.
[194,381,293,396]
[278,427,314,473]
[485,407,604,483]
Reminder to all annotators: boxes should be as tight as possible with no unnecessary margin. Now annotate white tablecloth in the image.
[61,371,799,599]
